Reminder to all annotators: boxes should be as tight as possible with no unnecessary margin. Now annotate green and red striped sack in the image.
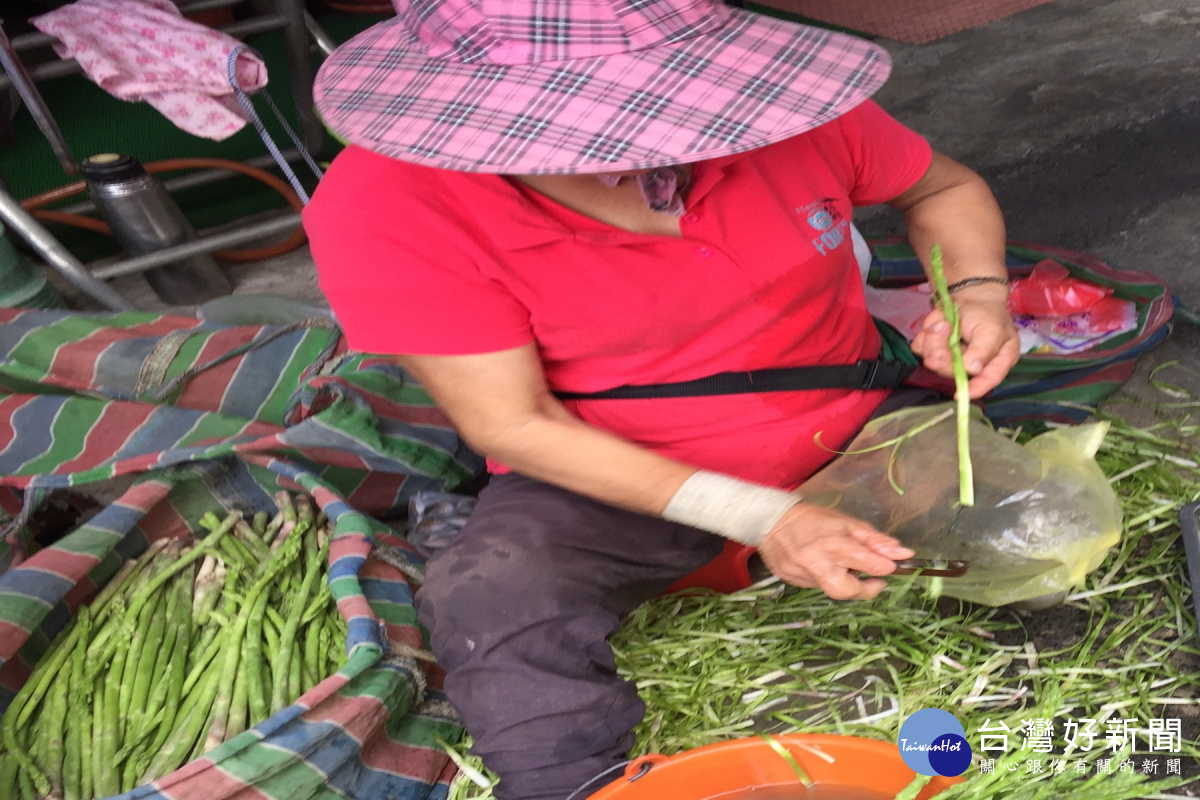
[0,309,486,799]
[867,237,1176,425]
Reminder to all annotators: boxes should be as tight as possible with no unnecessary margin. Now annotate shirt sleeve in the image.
[303,149,534,355]
[828,100,934,207]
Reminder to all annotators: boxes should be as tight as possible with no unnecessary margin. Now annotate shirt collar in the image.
[439,153,751,252]
[686,150,749,207]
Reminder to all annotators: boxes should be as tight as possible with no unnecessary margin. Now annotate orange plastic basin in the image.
[587,734,963,800]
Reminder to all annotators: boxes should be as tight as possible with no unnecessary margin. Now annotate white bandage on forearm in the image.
[661,470,801,546]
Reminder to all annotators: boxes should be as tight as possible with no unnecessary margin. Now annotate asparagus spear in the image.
[42,639,70,797]
[193,561,242,660]
[244,587,272,723]
[2,634,69,797]
[235,518,272,562]
[90,674,107,798]
[130,568,194,777]
[261,511,285,546]
[94,610,131,798]
[226,664,250,741]
[62,608,88,800]
[17,766,37,800]
[119,574,170,742]
[270,535,331,713]
[288,638,303,703]
[138,574,196,778]
[191,554,221,623]
[304,619,324,694]
[270,491,298,553]
[929,244,975,507]
[138,669,220,784]
[0,755,18,798]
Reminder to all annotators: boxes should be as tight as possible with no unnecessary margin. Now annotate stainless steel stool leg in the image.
[275,0,325,154]
[0,188,136,311]
[304,11,338,57]
[0,26,78,175]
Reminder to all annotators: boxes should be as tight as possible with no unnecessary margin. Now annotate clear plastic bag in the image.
[796,403,1123,606]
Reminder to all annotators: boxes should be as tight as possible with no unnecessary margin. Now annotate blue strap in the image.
[226,45,324,205]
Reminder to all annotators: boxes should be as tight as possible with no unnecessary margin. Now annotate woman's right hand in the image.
[757,504,914,600]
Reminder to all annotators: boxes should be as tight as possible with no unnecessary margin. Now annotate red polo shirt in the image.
[306,101,932,489]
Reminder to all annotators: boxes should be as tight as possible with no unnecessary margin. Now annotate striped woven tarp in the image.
[867,238,1176,426]
[0,310,479,516]
[0,309,486,799]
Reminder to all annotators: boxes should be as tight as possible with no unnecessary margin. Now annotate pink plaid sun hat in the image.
[314,0,892,174]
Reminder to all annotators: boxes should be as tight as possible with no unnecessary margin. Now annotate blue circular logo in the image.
[897,708,971,776]
[928,733,972,777]
[807,208,834,231]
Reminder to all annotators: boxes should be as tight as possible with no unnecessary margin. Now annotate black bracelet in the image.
[945,276,1010,294]
[930,276,1011,309]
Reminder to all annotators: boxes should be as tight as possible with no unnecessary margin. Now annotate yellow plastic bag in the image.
[795,403,1122,606]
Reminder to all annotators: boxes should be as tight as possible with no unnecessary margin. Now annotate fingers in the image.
[912,302,1021,393]
[848,527,915,562]
[967,336,1021,398]
[910,311,952,376]
[959,309,1014,374]
[758,506,914,601]
[913,323,953,376]
[821,572,888,601]
[766,553,885,600]
[958,303,1020,396]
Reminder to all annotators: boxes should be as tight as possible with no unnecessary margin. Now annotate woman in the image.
[305,0,1020,797]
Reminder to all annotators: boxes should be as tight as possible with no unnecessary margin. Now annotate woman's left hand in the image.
[910,293,1020,398]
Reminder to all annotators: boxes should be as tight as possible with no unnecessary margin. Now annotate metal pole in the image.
[92,213,302,279]
[0,17,289,90]
[274,0,325,155]
[0,189,136,310]
[177,0,244,14]
[305,12,339,57]
[0,26,77,174]
[10,2,245,53]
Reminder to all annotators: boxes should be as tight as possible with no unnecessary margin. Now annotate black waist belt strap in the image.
[554,359,915,401]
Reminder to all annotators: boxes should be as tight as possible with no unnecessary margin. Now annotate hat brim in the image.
[313,8,890,174]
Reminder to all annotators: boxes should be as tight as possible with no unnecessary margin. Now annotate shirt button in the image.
[697,246,714,258]
[682,212,699,224]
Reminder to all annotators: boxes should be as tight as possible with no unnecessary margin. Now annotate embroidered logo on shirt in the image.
[796,199,849,256]
[807,208,834,231]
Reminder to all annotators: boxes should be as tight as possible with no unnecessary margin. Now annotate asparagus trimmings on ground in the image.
[0,493,350,799]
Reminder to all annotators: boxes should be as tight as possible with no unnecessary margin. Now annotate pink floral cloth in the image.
[32,0,268,140]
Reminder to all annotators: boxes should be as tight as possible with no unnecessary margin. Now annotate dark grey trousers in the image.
[414,474,725,800]
[414,388,939,799]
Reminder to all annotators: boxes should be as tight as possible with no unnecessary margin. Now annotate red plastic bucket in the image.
[587,734,963,799]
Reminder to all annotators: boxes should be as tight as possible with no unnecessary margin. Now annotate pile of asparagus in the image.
[1,492,348,800]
